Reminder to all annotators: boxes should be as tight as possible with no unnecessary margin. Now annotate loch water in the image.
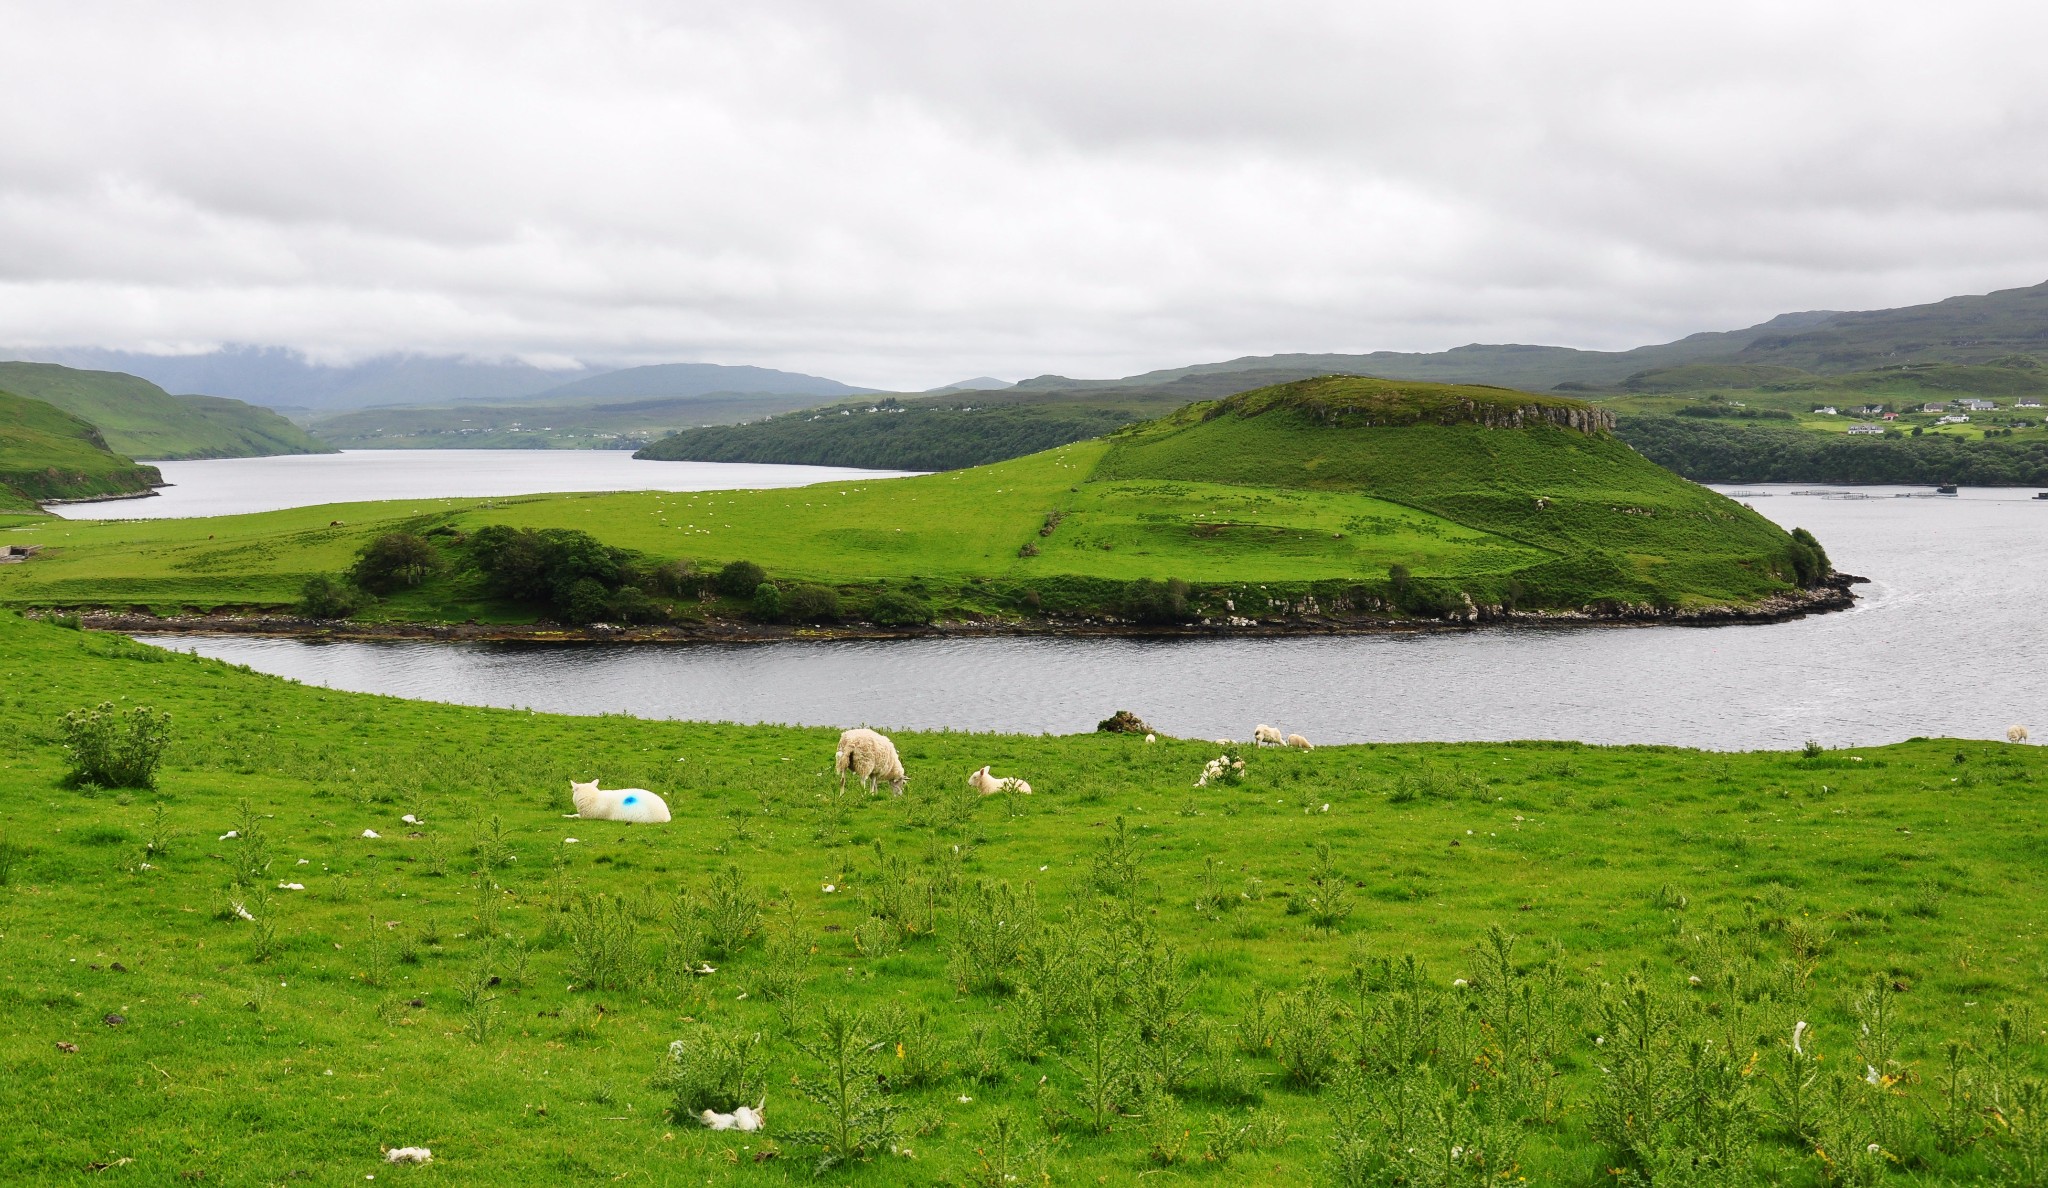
[126,461,2048,749]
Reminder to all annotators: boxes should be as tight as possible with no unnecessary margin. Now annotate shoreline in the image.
[56,574,1864,643]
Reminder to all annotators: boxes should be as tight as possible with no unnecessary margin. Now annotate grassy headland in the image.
[0,362,332,460]
[0,390,163,510]
[0,379,1837,627]
[1,609,2046,1184]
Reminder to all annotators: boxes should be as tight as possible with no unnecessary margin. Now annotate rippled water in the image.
[53,449,917,519]
[146,485,2048,750]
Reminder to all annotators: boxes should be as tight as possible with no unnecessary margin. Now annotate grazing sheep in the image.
[384,1148,433,1165]
[1253,724,1285,747]
[569,778,672,824]
[1144,733,1156,744]
[2011,724,2031,743]
[836,728,908,795]
[701,1098,767,1131]
[968,765,1032,796]
[1285,733,1314,751]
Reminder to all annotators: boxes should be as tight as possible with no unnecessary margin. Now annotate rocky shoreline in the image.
[58,574,1864,644]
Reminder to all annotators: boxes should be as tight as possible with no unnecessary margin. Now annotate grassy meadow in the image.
[0,379,1827,622]
[2,609,2048,1185]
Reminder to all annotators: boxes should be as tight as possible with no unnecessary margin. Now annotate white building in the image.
[1812,405,1839,416]
[1959,398,1996,411]
[1846,423,1885,435]
[1934,414,1971,425]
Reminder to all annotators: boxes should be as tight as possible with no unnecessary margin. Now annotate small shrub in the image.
[61,702,172,789]
[1124,577,1192,624]
[645,558,697,597]
[656,1024,769,1117]
[715,559,767,597]
[750,581,783,621]
[348,532,443,593]
[296,575,364,619]
[868,589,933,626]
[565,894,642,990]
[783,583,841,623]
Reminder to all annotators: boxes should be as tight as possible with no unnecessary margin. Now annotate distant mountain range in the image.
[11,348,876,413]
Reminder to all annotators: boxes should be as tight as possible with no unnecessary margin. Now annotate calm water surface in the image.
[146,484,2048,750]
[54,449,917,519]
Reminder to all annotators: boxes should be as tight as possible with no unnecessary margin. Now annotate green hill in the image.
[0,390,163,510]
[0,377,1832,621]
[0,362,332,460]
[308,391,835,450]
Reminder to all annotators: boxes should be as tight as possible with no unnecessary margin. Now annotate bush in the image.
[61,702,172,789]
[607,586,660,624]
[656,1025,769,1117]
[562,578,613,625]
[1788,526,1832,586]
[783,583,841,623]
[645,559,697,597]
[1124,578,1191,624]
[349,532,443,594]
[751,582,783,621]
[297,575,364,619]
[716,560,767,598]
[868,590,933,626]
[468,525,640,621]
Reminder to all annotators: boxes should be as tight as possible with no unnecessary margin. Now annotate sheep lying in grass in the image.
[569,778,672,823]
[700,1098,767,1131]
[968,766,1032,796]
[1253,724,1285,747]
[1286,733,1314,751]
[2011,724,2031,743]
[836,728,907,795]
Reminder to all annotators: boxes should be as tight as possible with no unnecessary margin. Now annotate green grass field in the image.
[0,379,1825,621]
[0,391,164,508]
[0,362,332,461]
[2,609,2046,1185]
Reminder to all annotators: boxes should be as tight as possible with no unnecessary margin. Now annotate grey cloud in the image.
[1,0,2045,388]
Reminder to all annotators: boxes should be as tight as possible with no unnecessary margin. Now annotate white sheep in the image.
[836,728,907,795]
[968,766,1032,796]
[384,1147,433,1165]
[701,1097,767,1131]
[2011,724,2031,743]
[1253,724,1285,747]
[1285,733,1314,751]
[570,778,672,823]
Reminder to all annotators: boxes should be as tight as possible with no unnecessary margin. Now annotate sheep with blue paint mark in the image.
[570,778,671,823]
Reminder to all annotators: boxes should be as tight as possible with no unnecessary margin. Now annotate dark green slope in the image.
[0,362,332,460]
[1092,377,1823,607]
[0,390,163,509]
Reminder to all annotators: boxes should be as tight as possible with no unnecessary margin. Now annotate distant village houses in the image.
[1922,402,1948,413]
[1958,398,1997,411]
[1845,423,1885,435]
[1934,414,1971,425]
[1812,405,1839,415]
[2019,398,2043,409]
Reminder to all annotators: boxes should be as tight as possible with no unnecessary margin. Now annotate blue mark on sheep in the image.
[623,795,638,805]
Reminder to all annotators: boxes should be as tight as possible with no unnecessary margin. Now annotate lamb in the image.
[968,766,1032,796]
[835,728,908,795]
[700,1097,767,1131]
[2011,724,2031,743]
[1253,724,1285,747]
[569,778,672,823]
[1285,733,1314,751]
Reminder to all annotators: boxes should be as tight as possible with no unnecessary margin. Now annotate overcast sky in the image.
[4,1,2046,389]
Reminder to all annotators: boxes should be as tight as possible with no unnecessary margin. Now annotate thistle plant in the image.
[785,1006,898,1173]
[700,864,761,957]
[656,1024,768,1118]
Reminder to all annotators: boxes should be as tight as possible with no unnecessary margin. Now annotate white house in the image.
[2018,398,2043,408]
[1935,414,1971,425]
[1959,398,1996,411]
[1846,423,1885,435]
[1813,405,1839,416]
[1922,402,1948,413]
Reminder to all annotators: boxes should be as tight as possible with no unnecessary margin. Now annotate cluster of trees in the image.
[1617,416,2048,485]
[298,526,934,627]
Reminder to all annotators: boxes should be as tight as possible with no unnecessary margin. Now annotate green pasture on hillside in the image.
[0,363,330,461]
[0,390,163,507]
[0,379,1826,620]
[1,611,2047,1184]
